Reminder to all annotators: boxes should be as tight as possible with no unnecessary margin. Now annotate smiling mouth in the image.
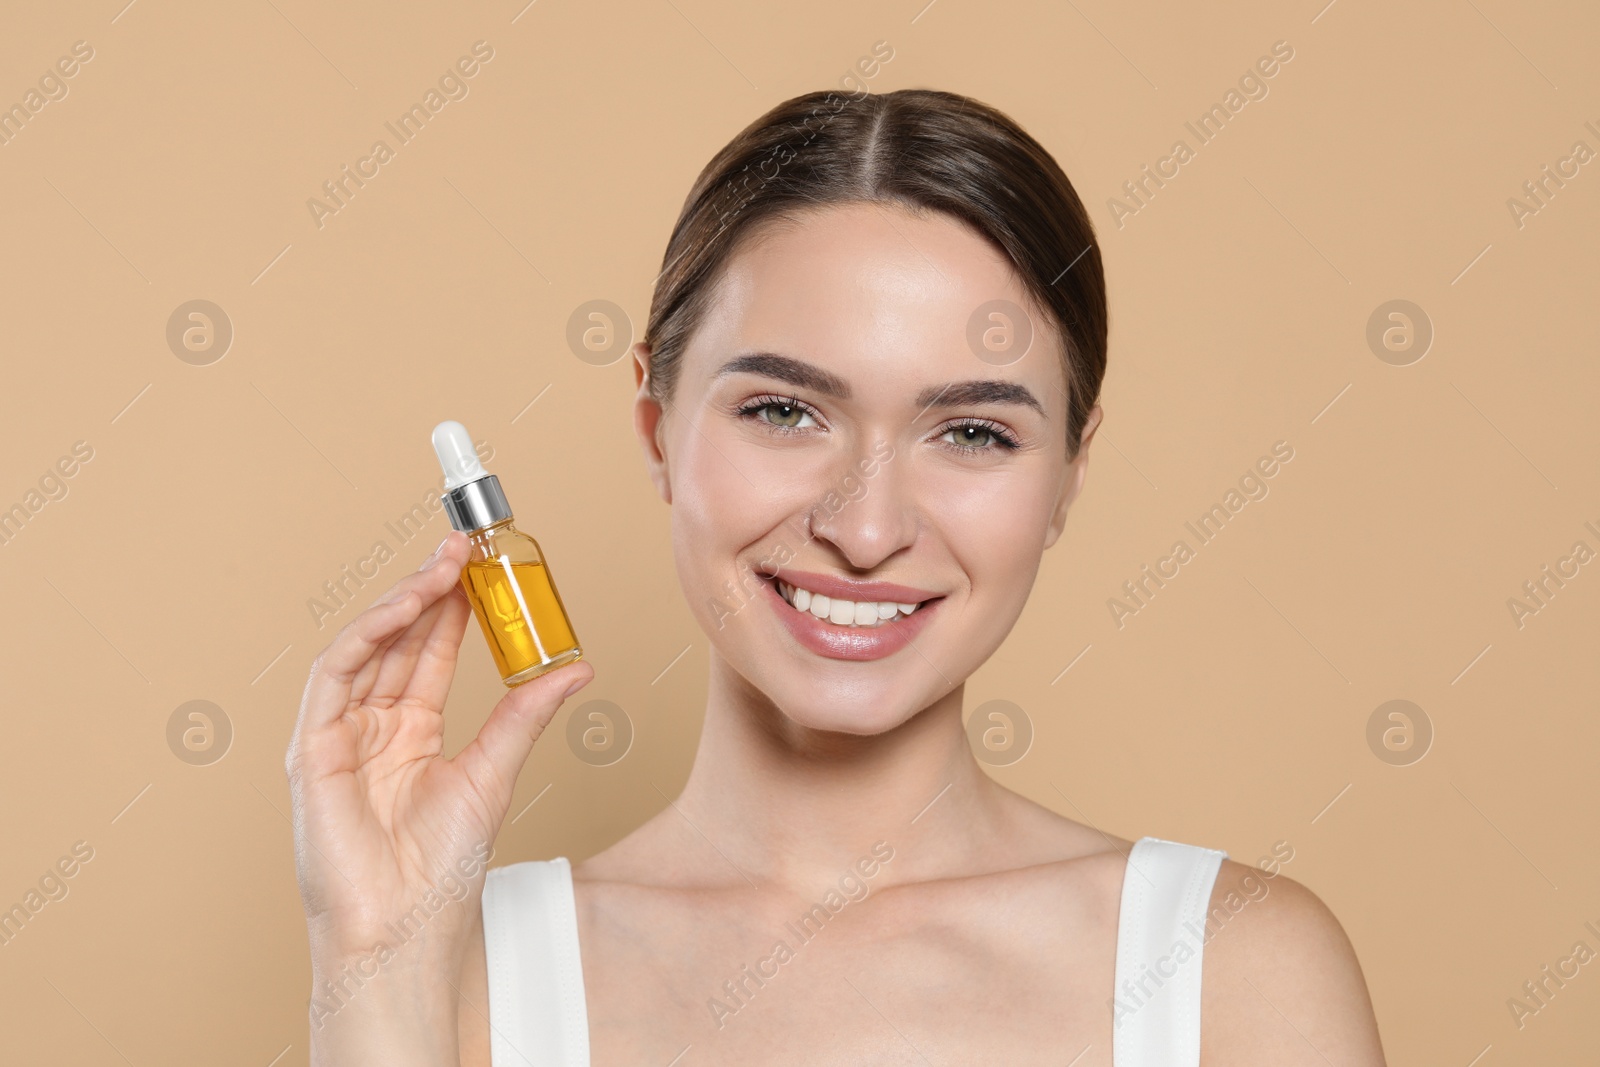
[770,576,934,628]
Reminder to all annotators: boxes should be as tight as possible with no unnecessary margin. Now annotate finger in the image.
[453,660,595,811]
[296,591,426,734]
[374,530,471,611]
[299,533,472,723]
[365,533,473,702]
[393,585,473,710]
[368,580,469,706]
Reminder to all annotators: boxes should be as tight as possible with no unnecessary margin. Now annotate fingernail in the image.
[419,535,449,570]
[561,676,589,699]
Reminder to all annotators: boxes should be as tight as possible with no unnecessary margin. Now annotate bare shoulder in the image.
[1199,859,1387,1065]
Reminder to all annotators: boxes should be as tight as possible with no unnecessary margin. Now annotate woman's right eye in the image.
[738,397,820,431]
[759,402,812,428]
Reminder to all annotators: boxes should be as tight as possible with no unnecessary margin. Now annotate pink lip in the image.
[762,572,943,661]
[766,568,941,605]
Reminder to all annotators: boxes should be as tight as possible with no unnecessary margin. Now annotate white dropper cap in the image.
[432,420,488,488]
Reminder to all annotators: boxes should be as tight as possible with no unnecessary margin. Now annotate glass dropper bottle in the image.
[431,420,583,686]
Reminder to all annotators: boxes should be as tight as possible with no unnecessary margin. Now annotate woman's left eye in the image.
[941,422,1020,451]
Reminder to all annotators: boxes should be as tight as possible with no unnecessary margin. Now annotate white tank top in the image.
[480,835,1226,1066]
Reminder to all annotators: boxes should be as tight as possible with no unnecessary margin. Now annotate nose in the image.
[803,441,915,570]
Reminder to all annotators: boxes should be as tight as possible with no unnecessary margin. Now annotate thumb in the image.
[459,660,594,811]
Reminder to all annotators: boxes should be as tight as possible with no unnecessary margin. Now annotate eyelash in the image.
[733,393,1023,453]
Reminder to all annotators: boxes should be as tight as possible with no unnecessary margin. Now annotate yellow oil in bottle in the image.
[461,557,582,685]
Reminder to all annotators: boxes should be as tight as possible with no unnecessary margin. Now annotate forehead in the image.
[685,201,1061,392]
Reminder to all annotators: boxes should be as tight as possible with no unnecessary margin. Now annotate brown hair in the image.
[643,87,1107,458]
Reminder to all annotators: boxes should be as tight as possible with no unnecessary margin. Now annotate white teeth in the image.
[776,578,925,627]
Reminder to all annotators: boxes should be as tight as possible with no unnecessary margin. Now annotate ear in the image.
[1043,403,1102,549]
[631,342,671,504]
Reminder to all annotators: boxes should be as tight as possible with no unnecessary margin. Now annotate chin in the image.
[772,695,920,738]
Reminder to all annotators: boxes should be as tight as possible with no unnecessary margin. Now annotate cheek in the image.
[670,427,834,555]
[930,467,1054,533]
[670,439,782,585]
[927,469,1054,598]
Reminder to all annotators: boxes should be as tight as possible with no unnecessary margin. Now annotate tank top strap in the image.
[481,857,590,1067]
[1111,835,1228,1067]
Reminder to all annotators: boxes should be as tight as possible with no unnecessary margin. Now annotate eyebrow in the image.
[713,352,1048,419]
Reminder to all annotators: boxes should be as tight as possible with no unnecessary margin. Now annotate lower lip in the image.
[763,576,942,661]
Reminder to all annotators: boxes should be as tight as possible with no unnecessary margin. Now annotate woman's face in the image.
[633,200,1099,736]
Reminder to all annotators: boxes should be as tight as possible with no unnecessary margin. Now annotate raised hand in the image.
[284,529,592,1064]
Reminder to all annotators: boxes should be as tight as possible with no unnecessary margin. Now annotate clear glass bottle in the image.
[433,420,583,686]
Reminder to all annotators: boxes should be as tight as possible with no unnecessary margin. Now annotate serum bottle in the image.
[432,420,583,686]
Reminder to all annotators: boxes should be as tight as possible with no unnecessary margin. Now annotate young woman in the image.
[287,88,1387,1065]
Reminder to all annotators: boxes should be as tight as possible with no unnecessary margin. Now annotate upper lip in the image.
[765,567,943,605]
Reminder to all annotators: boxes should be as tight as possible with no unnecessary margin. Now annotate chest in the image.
[576,882,1121,1065]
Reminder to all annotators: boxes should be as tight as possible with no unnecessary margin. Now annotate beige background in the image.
[1,0,1595,1062]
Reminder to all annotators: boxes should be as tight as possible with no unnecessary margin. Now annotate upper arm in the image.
[1199,859,1387,1065]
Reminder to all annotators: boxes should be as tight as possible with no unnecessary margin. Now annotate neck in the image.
[671,652,1008,895]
